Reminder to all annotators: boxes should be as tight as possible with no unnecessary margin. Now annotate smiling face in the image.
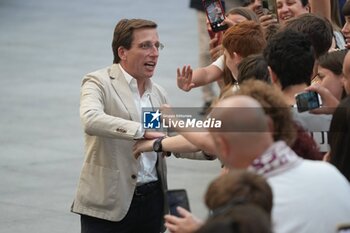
[277,0,309,25]
[119,28,160,81]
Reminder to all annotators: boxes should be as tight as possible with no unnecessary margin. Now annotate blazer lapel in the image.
[148,92,162,109]
[109,64,140,122]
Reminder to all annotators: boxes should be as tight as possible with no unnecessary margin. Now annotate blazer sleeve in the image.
[80,74,140,140]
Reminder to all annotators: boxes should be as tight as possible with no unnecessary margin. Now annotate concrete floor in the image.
[0,0,221,232]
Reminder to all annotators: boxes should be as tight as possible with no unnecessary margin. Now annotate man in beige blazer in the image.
[71,18,171,233]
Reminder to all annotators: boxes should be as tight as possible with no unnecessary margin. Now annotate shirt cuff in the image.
[134,124,145,139]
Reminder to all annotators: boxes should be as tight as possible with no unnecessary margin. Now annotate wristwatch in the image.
[153,137,164,152]
[153,137,171,157]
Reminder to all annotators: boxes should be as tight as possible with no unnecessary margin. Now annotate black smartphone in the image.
[262,0,279,22]
[202,0,228,32]
[295,91,322,113]
[167,189,191,217]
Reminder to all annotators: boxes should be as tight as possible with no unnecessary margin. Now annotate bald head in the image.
[210,95,269,133]
[209,95,273,169]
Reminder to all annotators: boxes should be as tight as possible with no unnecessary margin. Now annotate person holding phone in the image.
[71,18,170,233]
[190,0,231,116]
[160,94,350,233]
[209,7,259,60]
[239,0,279,33]
[263,29,333,153]
[165,170,274,233]
[307,50,350,181]
[177,21,266,94]
[206,95,350,233]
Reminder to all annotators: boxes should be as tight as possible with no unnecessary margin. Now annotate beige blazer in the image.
[71,64,169,222]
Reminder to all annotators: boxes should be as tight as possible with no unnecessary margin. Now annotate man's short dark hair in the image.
[284,13,333,58]
[263,29,314,90]
[111,19,157,64]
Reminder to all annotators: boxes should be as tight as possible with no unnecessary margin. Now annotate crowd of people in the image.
[71,0,350,232]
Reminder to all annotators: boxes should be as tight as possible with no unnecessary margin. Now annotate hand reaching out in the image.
[177,65,195,92]
[164,207,203,233]
[133,139,155,159]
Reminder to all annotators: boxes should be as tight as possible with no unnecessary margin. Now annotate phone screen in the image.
[295,91,321,113]
[167,189,191,217]
[202,0,228,32]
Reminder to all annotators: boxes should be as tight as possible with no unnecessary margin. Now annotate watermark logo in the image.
[143,109,162,129]
[142,108,222,130]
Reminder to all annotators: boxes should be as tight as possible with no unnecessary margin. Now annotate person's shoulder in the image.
[292,107,332,131]
[85,65,112,78]
[82,65,114,83]
[301,160,344,177]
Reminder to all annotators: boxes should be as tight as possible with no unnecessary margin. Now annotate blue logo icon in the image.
[143,109,162,129]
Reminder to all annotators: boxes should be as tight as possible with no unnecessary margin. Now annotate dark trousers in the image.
[81,181,164,233]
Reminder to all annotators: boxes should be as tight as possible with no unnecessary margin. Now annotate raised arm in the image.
[177,64,223,92]
[164,207,203,233]
[159,104,218,156]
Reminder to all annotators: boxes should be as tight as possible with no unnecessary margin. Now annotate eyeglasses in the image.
[137,41,164,51]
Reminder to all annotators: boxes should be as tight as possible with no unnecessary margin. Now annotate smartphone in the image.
[262,0,279,22]
[202,0,228,32]
[295,91,322,113]
[167,189,191,217]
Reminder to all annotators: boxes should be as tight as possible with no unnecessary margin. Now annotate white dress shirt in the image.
[119,64,158,185]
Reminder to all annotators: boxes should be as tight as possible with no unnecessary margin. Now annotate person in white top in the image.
[72,18,170,233]
[209,95,350,233]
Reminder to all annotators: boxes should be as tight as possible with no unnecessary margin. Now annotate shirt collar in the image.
[248,141,302,177]
[118,64,152,93]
